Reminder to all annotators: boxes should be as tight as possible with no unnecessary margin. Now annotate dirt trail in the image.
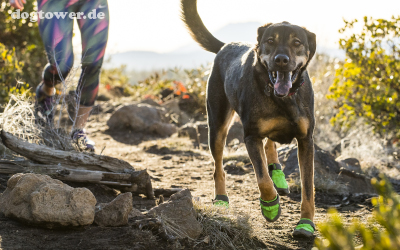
[0,115,373,250]
[87,118,372,249]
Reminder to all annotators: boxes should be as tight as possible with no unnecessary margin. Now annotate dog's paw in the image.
[212,195,229,209]
[292,218,315,238]
[260,195,281,222]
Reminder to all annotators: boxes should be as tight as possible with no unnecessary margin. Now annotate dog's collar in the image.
[264,78,305,97]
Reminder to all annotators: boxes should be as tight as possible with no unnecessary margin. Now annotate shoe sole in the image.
[275,185,290,196]
[293,228,314,238]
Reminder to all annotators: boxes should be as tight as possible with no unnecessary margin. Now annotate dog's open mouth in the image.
[268,65,302,97]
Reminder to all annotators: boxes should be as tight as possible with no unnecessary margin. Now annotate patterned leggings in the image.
[37,0,109,106]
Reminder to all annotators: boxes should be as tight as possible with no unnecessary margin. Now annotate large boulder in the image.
[107,104,178,137]
[94,192,133,227]
[147,189,202,240]
[179,121,244,145]
[278,144,376,195]
[0,173,96,227]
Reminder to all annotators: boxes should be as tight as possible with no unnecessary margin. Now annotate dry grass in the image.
[192,200,262,250]
[1,93,42,144]
[0,63,87,153]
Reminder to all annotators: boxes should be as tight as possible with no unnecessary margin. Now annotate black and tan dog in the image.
[181,0,316,237]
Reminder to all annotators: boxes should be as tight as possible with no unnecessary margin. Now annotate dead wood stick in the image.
[1,130,134,173]
[0,160,154,198]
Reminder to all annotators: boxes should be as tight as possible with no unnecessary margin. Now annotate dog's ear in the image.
[305,30,316,63]
[257,23,272,45]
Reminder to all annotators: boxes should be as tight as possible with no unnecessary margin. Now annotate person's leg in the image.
[36,0,75,122]
[74,0,109,130]
[38,0,75,92]
[71,0,109,151]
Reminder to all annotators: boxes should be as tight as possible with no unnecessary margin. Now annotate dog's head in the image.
[256,22,316,97]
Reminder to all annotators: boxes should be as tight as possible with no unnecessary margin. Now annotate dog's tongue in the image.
[274,71,292,97]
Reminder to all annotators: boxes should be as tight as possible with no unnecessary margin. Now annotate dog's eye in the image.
[267,39,274,45]
[294,40,301,46]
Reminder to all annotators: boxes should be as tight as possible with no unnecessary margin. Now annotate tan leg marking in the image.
[265,138,279,165]
[246,137,277,201]
[298,117,309,138]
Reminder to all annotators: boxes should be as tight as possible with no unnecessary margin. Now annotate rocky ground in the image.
[0,99,379,250]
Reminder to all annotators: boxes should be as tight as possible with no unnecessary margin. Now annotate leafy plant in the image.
[328,16,400,139]
[0,0,46,99]
[0,42,28,105]
[127,65,210,117]
[315,174,400,250]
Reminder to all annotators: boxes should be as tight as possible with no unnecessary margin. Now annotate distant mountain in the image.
[105,22,344,71]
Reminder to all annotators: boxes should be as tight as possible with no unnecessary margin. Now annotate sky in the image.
[72,0,400,55]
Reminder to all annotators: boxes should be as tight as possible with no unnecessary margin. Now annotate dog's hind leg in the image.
[265,139,290,196]
[245,136,280,222]
[207,73,235,206]
[265,139,279,164]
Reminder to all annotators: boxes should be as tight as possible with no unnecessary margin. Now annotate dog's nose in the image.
[274,54,289,67]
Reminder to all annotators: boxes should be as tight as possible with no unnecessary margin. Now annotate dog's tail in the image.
[181,0,225,54]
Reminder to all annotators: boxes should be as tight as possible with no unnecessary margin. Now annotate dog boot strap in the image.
[268,163,282,175]
[296,218,315,231]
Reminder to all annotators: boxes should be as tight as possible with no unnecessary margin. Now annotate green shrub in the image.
[0,0,47,102]
[314,175,400,250]
[128,65,209,116]
[0,42,29,105]
[328,16,400,139]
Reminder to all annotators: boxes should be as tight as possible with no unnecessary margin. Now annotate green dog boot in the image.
[293,218,315,238]
[268,163,290,196]
[212,194,229,208]
[259,194,281,222]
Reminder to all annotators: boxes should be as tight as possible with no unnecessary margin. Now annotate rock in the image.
[227,121,244,143]
[178,94,201,115]
[178,121,244,145]
[224,160,250,175]
[97,94,111,101]
[278,144,341,177]
[0,173,96,227]
[330,138,351,156]
[278,144,376,195]
[141,98,161,107]
[147,189,202,240]
[337,168,376,194]
[94,192,133,227]
[107,104,178,137]
[129,207,144,219]
[337,157,362,173]
[162,99,191,126]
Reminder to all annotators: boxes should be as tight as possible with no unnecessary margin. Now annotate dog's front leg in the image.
[293,136,315,237]
[297,136,315,219]
[245,135,281,222]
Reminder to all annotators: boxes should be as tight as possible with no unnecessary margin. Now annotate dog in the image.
[181,0,316,237]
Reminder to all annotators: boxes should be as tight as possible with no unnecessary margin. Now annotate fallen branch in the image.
[1,130,133,173]
[0,160,154,198]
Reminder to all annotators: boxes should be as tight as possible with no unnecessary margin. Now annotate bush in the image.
[314,175,400,250]
[0,0,47,103]
[328,16,400,139]
[127,65,209,117]
[0,42,29,105]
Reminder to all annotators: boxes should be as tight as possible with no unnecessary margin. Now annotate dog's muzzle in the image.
[268,65,302,97]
